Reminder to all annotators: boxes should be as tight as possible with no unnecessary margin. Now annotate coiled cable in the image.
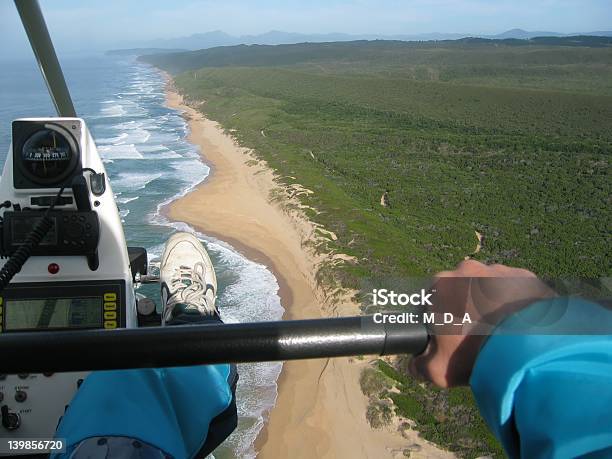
[0,187,65,293]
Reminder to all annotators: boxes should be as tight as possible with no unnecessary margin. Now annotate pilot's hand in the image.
[409,260,556,387]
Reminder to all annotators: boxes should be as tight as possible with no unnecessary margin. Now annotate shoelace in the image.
[166,262,216,315]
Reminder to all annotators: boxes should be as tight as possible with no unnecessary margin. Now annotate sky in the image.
[1,0,611,58]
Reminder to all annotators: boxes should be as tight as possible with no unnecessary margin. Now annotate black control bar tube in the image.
[0,316,428,374]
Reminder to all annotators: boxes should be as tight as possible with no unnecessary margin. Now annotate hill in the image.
[144,39,611,457]
[127,28,612,52]
[140,38,612,95]
[140,38,612,279]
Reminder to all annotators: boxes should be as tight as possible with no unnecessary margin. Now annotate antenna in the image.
[14,0,77,117]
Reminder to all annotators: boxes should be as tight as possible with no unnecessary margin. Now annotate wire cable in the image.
[0,186,66,293]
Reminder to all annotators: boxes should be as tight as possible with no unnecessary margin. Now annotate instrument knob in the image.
[1,406,21,431]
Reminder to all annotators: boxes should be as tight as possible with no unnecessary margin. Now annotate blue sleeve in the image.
[470,298,612,458]
[53,364,234,459]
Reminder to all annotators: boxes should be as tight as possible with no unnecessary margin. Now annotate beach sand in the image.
[165,87,453,459]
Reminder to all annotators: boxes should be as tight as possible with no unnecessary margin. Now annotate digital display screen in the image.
[4,297,102,331]
[11,216,57,246]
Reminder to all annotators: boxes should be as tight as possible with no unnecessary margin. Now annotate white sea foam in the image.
[146,242,165,263]
[167,159,209,191]
[112,171,162,191]
[98,144,144,160]
[140,146,182,159]
[120,128,151,145]
[113,120,138,130]
[119,208,130,222]
[100,104,127,117]
[97,132,129,145]
[99,100,147,118]
[114,119,160,132]
[102,127,151,146]
[116,196,139,204]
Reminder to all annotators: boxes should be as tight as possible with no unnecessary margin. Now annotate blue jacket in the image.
[471,298,612,458]
[53,364,234,458]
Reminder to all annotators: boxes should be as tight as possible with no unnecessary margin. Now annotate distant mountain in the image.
[491,28,562,39]
[146,31,236,50]
[579,31,612,37]
[106,47,187,56]
[140,30,370,50]
[139,36,612,75]
[115,29,612,54]
[489,28,612,39]
[132,30,479,50]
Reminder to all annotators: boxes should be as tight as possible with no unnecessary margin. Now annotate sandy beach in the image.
[165,85,453,459]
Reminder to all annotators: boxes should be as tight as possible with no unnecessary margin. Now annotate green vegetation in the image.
[372,359,504,458]
[144,38,612,94]
[143,39,611,457]
[365,399,394,429]
[144,50,611,281]
[360,367,392,397]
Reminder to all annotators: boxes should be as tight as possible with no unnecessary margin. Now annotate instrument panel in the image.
[0,371,89,441]
[0,280,126,333]
[0,280,126,441]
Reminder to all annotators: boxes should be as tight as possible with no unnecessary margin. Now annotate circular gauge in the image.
[19,125,79,185]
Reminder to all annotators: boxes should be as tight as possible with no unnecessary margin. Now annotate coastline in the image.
[164,83,451,458]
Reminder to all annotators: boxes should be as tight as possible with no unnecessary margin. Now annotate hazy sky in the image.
[1,0,611,58]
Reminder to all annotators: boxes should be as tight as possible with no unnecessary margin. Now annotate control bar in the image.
[0,316,428,374]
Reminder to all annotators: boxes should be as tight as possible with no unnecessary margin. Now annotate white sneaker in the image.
[160,232,218,325]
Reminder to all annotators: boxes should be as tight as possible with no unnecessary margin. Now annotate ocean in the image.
[0,55,284,458]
